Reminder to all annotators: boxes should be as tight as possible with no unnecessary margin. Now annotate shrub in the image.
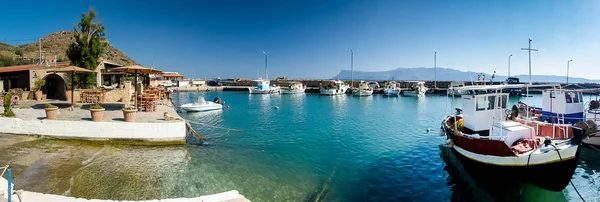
[123,106,136,110]
[3,93,15,117]
[44,103,58,109]
[90,104,104,110]
[34,79,46,91]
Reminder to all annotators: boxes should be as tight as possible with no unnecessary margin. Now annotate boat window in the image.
[487,95,496,110]
[579,92,584,103]
[566,93,573,103]
[572,92,580,103]
[501,95,507,108]
[476,96,487,111]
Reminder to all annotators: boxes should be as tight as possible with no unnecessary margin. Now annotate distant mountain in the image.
[333,67,600,83]
[0,31,136,66]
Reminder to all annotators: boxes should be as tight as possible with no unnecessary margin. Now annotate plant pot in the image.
[122,108,137,122]
[90,108,105,122]
[34,90,42,101]
[45,107,59,120]
[65,90,72,102]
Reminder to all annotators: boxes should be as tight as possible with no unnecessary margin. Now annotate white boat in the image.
[402,81,428,96]
[447,81,466,96]
[368,81,380,90]
[353,81,373,96]
[281,82,306,94]
[441,84,584,192]
[180,97,223,112]
[248,79,280,94]
[383,81,400,96]
[320,80,349,95]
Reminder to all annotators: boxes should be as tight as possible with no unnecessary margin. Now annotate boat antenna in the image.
[351,50,354,88]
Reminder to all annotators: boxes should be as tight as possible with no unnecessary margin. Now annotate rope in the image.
[187,120,243,132]
[550,144,586,202]
[314,163,338,202]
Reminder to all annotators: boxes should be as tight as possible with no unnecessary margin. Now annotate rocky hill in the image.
[0,31,136,66]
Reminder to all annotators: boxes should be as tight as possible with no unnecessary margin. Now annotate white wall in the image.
[0,118,186,143]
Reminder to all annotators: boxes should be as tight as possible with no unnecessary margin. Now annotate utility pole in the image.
[351,50,354,88]
[567,59,573,84]
[521,38,538,85]
[434,52,437,89]
[508,54,513,77]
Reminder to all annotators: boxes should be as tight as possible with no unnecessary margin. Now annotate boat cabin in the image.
[358,81,372,90]
[539,89,584,124]
[255,79,272,90]
[461,92,509,135]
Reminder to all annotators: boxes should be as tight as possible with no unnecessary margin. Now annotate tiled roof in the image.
[0,62,70,73]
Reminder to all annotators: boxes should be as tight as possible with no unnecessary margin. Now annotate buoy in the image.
[226,105,231,109]
[275,106,279,110]
[426,128,430,133]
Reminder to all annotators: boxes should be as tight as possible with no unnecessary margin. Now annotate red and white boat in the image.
[441,84,584,191]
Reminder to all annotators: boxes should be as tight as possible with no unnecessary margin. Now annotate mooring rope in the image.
[314,163,339,202]
[186,120,243,132]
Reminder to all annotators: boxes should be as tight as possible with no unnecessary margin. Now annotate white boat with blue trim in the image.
[383,81,400,96]
[248,79,280,94]
[353,81,373,96]
[180,97,223,112]
[281,82,306,94]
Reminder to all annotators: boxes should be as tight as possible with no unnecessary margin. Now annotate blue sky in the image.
[1,0,599,79]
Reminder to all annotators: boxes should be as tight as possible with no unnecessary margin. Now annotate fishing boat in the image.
[383,81,400,96]
[368,81,380,90]
[248,79,280,94]
[518,88,600,146]
[402,81,428,96]
[281,82,306,94]
[353,81,373,96]
[180,97,223,112]
[320,80,349,95]
[441,84,583,191]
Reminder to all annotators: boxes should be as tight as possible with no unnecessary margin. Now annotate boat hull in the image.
[180,105,223,112]
[353,90,373,96]
[248,88,280,94]
[402,91,423,97]
[281,89,305,94]
[451,146,579,192]
[382,89,399,96]
[320,89,347,95]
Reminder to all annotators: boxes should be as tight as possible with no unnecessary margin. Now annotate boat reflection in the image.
[438,145,568,201]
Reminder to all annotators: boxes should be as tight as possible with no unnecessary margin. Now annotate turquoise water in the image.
[1,92,599,201]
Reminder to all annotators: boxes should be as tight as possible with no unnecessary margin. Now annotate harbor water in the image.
[0,92,599,201]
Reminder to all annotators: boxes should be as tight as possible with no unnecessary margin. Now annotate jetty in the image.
[1,100,188,144]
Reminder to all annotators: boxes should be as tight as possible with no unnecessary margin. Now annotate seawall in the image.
[0,117,187,144]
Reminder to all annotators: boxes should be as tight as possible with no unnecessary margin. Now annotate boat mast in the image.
[351,50,354,88]
[434,51,437,89]
[263,51,268,80]
[521,38,538,97]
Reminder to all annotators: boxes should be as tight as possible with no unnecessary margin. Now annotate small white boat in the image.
[320,80,349,95]
[383,81,400,96]
[353,81,373,96]
[281,82,306,94]
[180,97,223,112]
[248,79,280,94]
[403,81,428,96]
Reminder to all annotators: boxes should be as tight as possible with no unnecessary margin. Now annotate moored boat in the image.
[402,81,428,96]
[320,80,349,95]
[353,81,373,96]
[383,81,400,96]
[281,82,306,94]
[180,97,223,112]
[248,79,280,94]
[447,81,466,96]
[441,84,583,191]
